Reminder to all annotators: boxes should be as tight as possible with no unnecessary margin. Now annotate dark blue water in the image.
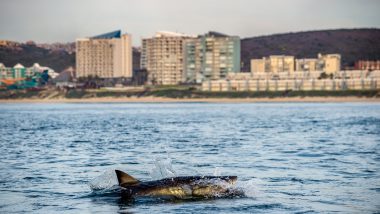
[0,103,379,213]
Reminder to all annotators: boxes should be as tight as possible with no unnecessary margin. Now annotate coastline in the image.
[1,96,379,103]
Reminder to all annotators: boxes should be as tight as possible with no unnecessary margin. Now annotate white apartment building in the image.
[141,31,191,85]
[76,30,132,78]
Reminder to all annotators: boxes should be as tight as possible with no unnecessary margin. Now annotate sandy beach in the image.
[0,96,379,103]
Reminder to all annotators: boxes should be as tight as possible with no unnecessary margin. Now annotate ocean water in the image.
[0,102,379,213]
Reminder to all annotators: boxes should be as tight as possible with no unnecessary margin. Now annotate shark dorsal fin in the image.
[115,170,140,186]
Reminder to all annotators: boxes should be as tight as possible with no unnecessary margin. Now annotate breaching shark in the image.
[115,170,244,199]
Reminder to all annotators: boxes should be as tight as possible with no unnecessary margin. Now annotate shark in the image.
[115,170,244,199]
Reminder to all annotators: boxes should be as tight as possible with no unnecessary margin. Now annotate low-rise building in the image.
[253,53,341,74]
[295,58,319,72]
[30,63,59,79]
[251,55,294,74]
[296,54,341,73]
[251,59,266,73]
[269,55,295,73]
[319,54,341,74]
[0,63,55,88]
[0,63,56,80]
[202,78,379,92]
[355,60,380,70]
[0,63,27,79]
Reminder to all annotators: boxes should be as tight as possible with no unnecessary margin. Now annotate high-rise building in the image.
[76,30,132,78]
[141,31,191,85]
[184,32,240,83]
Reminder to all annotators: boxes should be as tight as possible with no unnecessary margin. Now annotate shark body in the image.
[115,170,243,199]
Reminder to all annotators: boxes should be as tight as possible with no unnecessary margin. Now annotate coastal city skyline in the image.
[1,0,380,45]
[2,28,379,92]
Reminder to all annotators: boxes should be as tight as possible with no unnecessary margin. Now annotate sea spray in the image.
[89,169,118,191]
[213,167,222,176]
[236,178,263,198]
[149,156,177,179]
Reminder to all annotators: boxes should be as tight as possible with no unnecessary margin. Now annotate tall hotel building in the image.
[141,31,191,85]
[184,32,241,83]
[76,30,132,78]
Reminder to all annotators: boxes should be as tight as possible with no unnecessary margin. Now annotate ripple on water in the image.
[297,153,325,158]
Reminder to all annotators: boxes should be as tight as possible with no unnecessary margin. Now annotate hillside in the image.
[241,28,380,71]
[0,43,75,72]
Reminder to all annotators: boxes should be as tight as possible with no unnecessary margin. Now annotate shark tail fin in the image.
[115,170,140,186]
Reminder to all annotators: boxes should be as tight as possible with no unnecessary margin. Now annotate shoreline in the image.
[0,96,379,103]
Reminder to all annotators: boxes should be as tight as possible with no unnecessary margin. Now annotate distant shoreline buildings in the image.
[1,29,380,91]
[0,63,57,89]
[203,53,379,92]
[251,54,341,74]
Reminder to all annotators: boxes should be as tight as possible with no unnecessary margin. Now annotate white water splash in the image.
[236,178,261,198]
[213,167,222,176]
[89,169,118,191]
[149,156,177,179]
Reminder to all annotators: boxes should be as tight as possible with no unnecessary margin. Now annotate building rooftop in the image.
[13,63,24,69]
[269,55,294,58]
[91,30,121,39]
[155,31,190,38]
[205,31,229,37]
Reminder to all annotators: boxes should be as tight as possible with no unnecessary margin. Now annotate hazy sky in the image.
[0,0,379,46]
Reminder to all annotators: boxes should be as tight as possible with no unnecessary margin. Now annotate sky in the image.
[0,0,379,46]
